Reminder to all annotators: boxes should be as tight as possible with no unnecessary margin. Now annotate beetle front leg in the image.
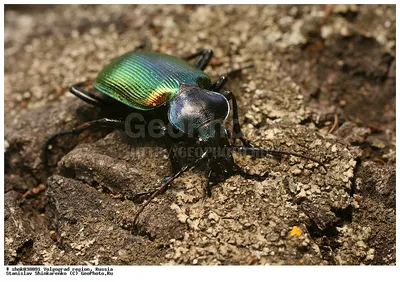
[133,151,208,225]
[42,118,124,167]
[220,90,252,146]
[130,128,181,201]
[211,65,254,92]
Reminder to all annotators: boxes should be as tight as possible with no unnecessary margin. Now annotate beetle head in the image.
[196,120,235,180]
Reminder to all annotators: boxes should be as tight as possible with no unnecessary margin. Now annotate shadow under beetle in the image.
[42,42,325,225]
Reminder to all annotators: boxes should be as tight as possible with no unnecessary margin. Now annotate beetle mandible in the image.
[42,42,325,225]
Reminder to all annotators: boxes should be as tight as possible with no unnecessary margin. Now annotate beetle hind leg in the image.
[130,176,173,201]
[132,36,152,52]
[42,118,124,167]
[182,49,213,71]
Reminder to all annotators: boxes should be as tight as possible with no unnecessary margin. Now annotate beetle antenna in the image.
[224,64,254,78]
[232,146,327,171]
[132,151,208,227]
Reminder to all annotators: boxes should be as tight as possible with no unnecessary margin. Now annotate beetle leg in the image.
[182,49,213,71]
[211,76,228,92]
[131,189,156,200]
[132,36,152,52]
[131,176,173,200]
[165,144,180,173]
[160,126,181,173]
[204,168,213,198]
[211,65,253,92]
[42,118,124,167]
[133,151,208,226]
[70,80,106,107]
[224,64,253,79]
[220,90,251,146]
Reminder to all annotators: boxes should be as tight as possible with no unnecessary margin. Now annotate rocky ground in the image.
[4,4,396,265]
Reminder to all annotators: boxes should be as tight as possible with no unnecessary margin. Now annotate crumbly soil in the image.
[4,4,395,265]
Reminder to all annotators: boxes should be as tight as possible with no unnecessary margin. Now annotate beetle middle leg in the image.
[42,118,124,167]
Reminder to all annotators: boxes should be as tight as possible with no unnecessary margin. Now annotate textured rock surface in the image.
[4,5,395,265]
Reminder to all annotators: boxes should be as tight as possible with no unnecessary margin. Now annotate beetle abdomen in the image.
[93,51,212,110]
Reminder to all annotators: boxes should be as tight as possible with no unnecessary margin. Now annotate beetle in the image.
[42,42,325,225]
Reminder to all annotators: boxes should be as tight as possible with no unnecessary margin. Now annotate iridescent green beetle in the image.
[94,51,212,110]
[42,44,325,225]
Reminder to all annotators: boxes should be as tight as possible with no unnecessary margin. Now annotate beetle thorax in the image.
[168,87,230,138]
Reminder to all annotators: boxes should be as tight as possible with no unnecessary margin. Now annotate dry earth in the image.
[4,4,395,265]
